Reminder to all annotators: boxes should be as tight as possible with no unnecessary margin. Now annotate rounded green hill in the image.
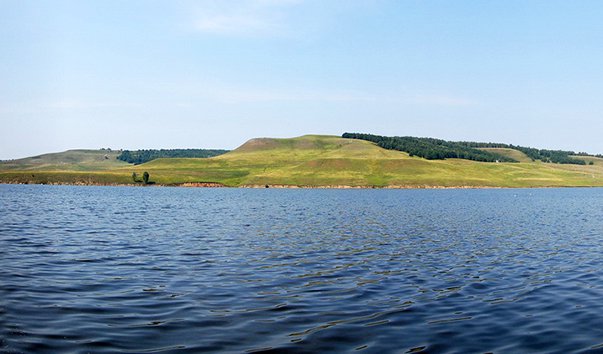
[2,135,603,188]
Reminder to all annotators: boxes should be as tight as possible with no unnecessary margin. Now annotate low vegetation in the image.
[458,141,587,165]
[117,149,229,165]
[0,149,129,171]
[2,135,603,188]
[343,133,590,165]
[342,133,516,162]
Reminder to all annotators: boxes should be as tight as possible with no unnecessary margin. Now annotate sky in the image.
[2,0,603,159]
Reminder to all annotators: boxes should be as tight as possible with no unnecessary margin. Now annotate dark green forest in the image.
[117,149,229,165]
[342,133,588,165]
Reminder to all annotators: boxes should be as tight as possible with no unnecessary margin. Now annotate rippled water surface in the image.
[3,185,603,353]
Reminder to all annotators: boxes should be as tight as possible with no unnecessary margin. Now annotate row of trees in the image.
[343,133,589,165]
[118,149,229,165]
[342,133,517,162]
[457,142,587,165]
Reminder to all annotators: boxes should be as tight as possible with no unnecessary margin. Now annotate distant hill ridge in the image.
[342,133,597,165]
[3,135,603,187]
[117,148,229,165]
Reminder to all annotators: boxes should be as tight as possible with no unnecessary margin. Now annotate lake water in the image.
[2,185,603,353]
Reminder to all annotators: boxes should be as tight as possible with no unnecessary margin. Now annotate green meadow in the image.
[3,135,603,188]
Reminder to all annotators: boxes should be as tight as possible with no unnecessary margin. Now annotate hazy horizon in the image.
[3,1,603,159]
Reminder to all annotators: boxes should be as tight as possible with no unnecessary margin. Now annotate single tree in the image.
[132,172,138,182]
[143,171,150,185]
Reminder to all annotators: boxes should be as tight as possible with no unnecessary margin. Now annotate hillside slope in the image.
[131,135,603,187]
[0,150,130,171]
[2,135,603,187]
[478,148,533,163]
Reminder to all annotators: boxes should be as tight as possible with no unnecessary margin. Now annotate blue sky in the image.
[2,0,603,159]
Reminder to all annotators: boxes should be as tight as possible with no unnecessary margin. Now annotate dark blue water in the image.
[2,185,603,353]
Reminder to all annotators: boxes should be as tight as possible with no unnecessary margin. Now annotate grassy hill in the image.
[0,149,130,171]
[478,148,533,163]
[2,135,603,188]
[572,155,603,165]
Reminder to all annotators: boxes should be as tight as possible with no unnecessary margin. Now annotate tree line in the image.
[456,142,587,165]
[342,133,589,165]
[117,149,229,165]
[342,133,516,162]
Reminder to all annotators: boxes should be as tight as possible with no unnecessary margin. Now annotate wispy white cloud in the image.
[202,88,369,103]
[0,100,144,116]
[47,100,143,110]
[191,0,302,36]
[195,85,476,107]
[195,14,275,35]
[409,94,476,107]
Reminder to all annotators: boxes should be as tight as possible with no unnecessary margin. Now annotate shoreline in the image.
[0,181,598,190]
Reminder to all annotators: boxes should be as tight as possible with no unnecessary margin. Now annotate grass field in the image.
[1,149,130,171]
[478,148,533,163]
[3,135,603,188]
[572,155,603,165]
